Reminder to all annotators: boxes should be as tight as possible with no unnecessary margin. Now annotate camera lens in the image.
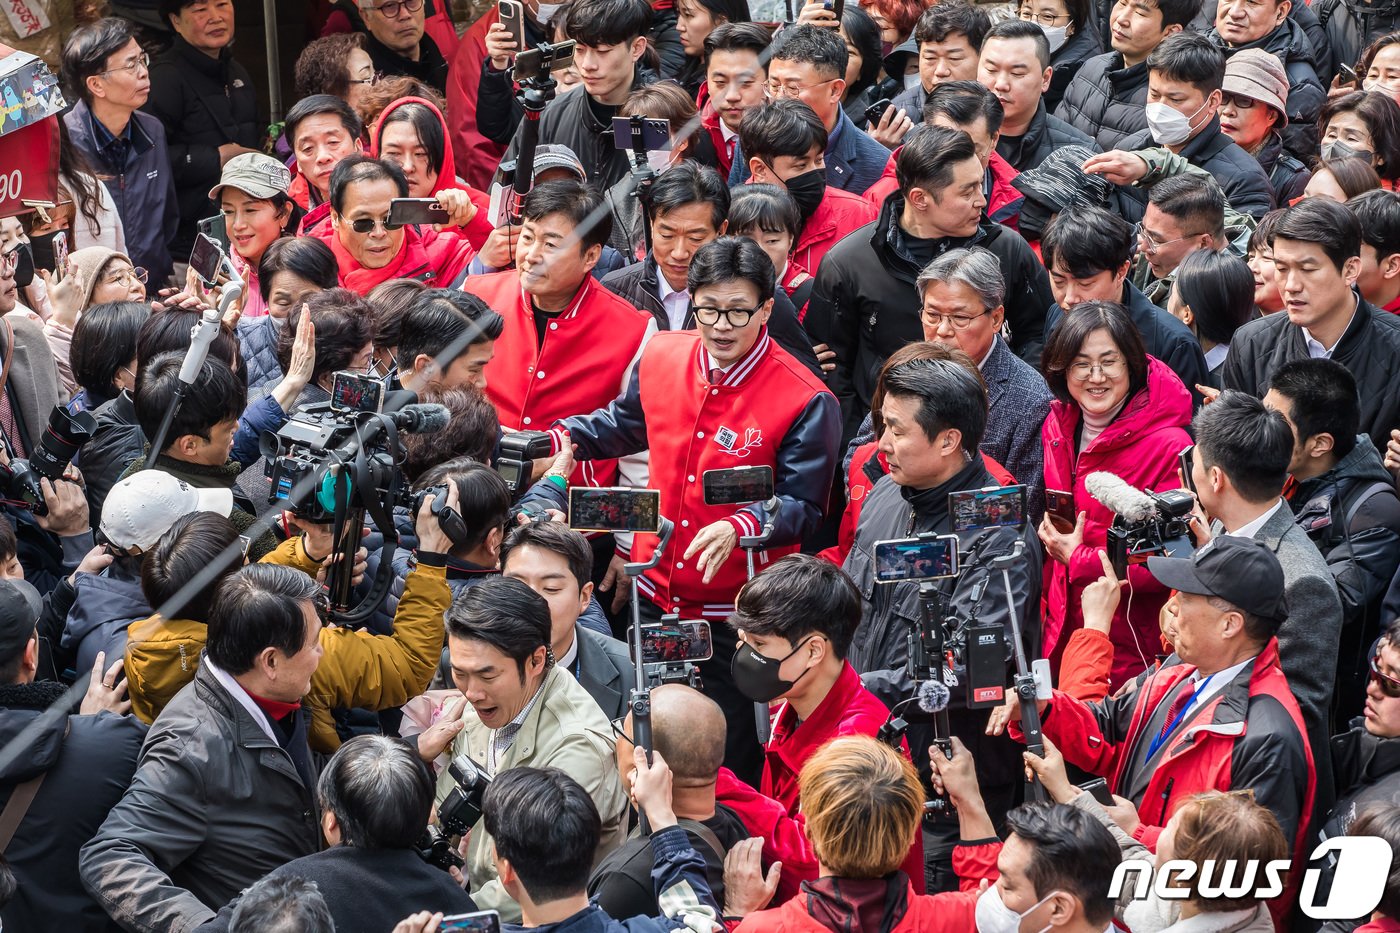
[30,407,96,480]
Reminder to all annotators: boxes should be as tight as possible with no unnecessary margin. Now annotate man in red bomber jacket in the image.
[553,237,839,782]
[463,179,655,490]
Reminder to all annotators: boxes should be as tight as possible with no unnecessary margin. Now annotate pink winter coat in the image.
[1040,356,1192,688]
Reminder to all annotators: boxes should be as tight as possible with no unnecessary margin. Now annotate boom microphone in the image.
[916,679,949,713]
[1085,472,1158,523]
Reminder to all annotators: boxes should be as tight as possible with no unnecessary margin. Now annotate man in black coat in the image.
[195,735,477,933]
[356,0,450,92]
[806,125,1053,444]
[0,579,146,933]
[144,0,262,258]
[1223,198,1400,453]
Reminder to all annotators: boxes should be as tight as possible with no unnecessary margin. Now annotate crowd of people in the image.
[3,0,1400,929]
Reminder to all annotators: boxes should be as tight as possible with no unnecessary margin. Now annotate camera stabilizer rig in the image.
[615,114,665,255]
[739,497,783,743]
[499,40,577,225]
[624,515,675,834]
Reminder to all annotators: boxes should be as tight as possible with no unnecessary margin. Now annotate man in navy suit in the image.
[729,25,892,196]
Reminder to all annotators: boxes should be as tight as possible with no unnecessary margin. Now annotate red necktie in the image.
[709,368,724,384]
[1149,678,1196,758]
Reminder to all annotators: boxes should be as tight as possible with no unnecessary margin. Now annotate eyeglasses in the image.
[1017,8,1072,25]
[1068,358,1127,381]
[104,266,148,287]
[101,52,150,77]
[1219,92,1259,110]
[349,216,405,234]
[347,73,381,87]
[1134,222,1194,256]
[1370,653,1400,698]
[693,306,758,327]
[923,308,992,330]
[369,0,423,17]
[0,249,18,276]
[609,715,634,746]
[765,77,837,99]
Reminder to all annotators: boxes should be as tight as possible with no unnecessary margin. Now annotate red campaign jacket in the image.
[1040,357,1192,688]
[557,330,840,619]
[465,271,653,487]
[1017,639,1316,928]
[863,148,1023,230]
[792,187,877,276]
[446,11,509,191]
[315,220,473,295]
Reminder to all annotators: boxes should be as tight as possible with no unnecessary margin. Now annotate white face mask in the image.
[1042,24,1070,54]
[1145,98,1209,146]
[975,885,1058,933]
[1363,79,1400,97]
[904,72,922,91]
[646,148,673,173]
[535,2,563,23]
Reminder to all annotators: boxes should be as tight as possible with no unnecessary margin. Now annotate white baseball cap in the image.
[100,471,234,553]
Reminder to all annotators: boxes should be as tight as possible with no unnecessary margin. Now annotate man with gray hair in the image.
[356,0,450,93]
[197,735,478,932]
[846,247,1053,520]
[228,877,334,933]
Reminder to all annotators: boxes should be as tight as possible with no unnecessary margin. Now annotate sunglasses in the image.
[349,216,404,234]
[1370,653,1400,699]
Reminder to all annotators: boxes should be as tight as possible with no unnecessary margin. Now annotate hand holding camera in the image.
[35,469,89,537]
[416,479,463,555]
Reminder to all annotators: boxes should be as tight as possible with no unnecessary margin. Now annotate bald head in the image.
[649,684,726,785]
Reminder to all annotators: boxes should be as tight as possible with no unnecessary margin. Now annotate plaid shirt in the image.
[488,679,547,775]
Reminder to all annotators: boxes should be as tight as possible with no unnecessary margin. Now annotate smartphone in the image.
[189,232,225,286]
[330,370,385,414]
[387,198,451,227]
[1045,489,1075,534]
[441,910,502,933]
[949,485,1027,532]
[612,115,672,153]
[633,619,714,665]
[864,97,893,127]
[514,40,576,81]
[51,230,67,283]
[1078,778,1116,807]
[1339,62,1359,85]
[1178,445,1197,496]
[873,534,960,584]
[568,487,662,533]
[197,213,229,252]
[830,0,845,22]
[499,0,526,53]
[702,465,774,506]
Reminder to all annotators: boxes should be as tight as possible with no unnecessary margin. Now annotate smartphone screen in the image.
[51,231,67,283]
[330,371,385,414]
[702,466,774,506]
[634,620,714,664]
[873,534,959,583]
[441,910,502,933]
[949,485,1027,532]
[568,487,662,533]
[1179,445,1197,495]
[189,233,224,285]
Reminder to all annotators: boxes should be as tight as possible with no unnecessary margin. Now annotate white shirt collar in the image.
[1203,342,1229,370]
[558,627,579,672]
[204,658,279,743]
[1302,296,1358,359]
[657,272,690,331]
[1228,498,1286,540]
[1189,655,1258,709]
[719,120,738,143]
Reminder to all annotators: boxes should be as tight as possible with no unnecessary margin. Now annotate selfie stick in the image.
[740,497,783,743]
[145,265,244,463]
[991,539,1047,802]
[622,115,658,255]
[509,45,562,224]
[627,516,674,834]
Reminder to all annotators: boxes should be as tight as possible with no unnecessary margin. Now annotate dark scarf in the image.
[901,457,993,533]
[802,873,911,933]
[0,680,70,711]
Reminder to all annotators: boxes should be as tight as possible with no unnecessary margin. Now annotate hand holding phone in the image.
[387,198,452,227]
[51,231,68,284]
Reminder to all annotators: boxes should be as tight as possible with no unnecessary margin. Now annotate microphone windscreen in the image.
[1084,471,1157,523]
[917,679,950,713]
[400,403,451,434]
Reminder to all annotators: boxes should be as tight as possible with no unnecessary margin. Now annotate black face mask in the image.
[730,635,815,704]
[8,243,33,290]
[27,230,59,275]
[782,168,827,224]
[1018,198,1052,242]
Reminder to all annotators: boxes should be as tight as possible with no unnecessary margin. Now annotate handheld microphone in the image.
[1084,472,1158,522]
[916,679,950,713]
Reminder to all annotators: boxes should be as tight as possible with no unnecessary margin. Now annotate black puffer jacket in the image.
[1224,293,1400,452]
[0,682,146,933]
[1046,22,1105,113]
[1211,20,1326,161]
[1196,0,1336,80]
[1258,131,1311,204]
[996,100,1101,172]
[142,36,261,257]
[1053,50,1151,151]
[1116,116,1275,220]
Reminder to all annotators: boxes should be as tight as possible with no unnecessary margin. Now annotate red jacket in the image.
[1019,639,1316,928]
[558,330,840,619]
[315,221,472,294]
[465,271,653,487]
[731,843,996,931]
[863,148,1022,230]
[792,187,877,276]
[1040,357,1192,687]
[371,96,495,252]
[446,11,509,191]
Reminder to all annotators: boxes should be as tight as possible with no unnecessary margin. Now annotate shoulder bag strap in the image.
[676,818,729,862]
[0,773,45,853]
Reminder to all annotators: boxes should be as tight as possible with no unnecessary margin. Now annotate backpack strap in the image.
[1344,481,1397,527]
[677,818,729,863]
[0,774,45,854]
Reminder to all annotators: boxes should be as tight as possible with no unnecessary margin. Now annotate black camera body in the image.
[1105,488,1196,577]
[1,407,96,516]
[438,753,492,838]
[261,404,398,523]
[496,430,552,497]
[415,825,465,873]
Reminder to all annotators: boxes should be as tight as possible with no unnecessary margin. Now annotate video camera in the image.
[0,407,95,516]
[1085,472,1195,577]
[496,429,552,498]
[415,753,492,873]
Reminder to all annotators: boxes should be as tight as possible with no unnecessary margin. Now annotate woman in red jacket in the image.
[1038,301,1192,689]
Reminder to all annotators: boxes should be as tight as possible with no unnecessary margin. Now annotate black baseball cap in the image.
[1146,535,1287,621]
[0,579,42,665]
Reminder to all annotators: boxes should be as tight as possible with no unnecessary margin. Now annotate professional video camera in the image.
[260,378,448,619]
[415,752,492,872]
[496,429,552,498]
[1085,472,1195,577]
[0,407,96,515]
